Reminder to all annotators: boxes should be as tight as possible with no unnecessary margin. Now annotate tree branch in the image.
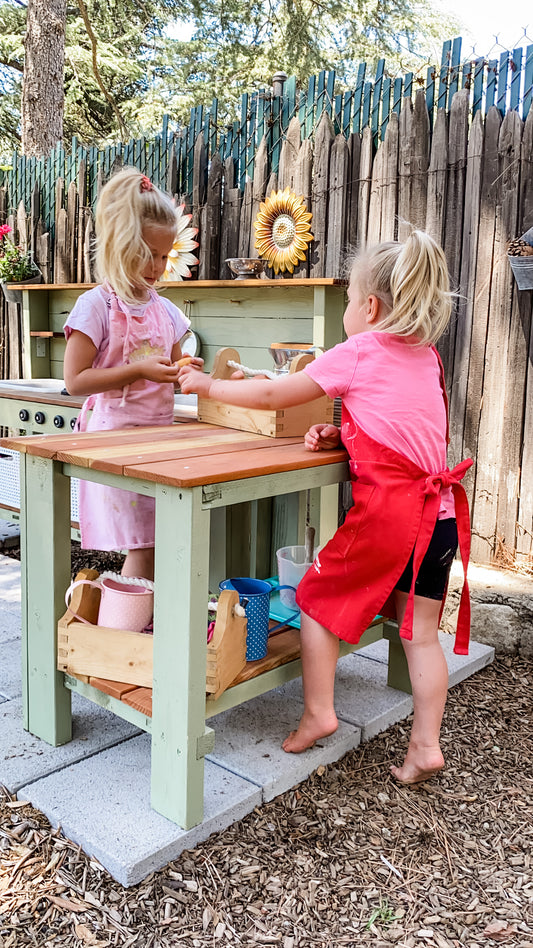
[0,57,24,73]
[76,0,130,141]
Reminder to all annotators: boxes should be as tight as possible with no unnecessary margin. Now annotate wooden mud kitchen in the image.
[1,278,410,829]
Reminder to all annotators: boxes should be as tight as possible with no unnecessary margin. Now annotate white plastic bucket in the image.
[276,545,318,609]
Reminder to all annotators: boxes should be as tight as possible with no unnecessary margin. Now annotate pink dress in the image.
[65,286,189,551]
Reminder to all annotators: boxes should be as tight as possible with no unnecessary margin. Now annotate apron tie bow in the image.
[401,458,473,655]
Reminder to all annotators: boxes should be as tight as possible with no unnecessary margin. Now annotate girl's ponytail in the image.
[351,230,453,346]
[386,231,452,345]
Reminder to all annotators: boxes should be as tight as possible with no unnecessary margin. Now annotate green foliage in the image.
[0,0,459,157]
[365,898,401,931]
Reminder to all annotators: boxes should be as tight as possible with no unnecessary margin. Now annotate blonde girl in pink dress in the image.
[64,168,201,581]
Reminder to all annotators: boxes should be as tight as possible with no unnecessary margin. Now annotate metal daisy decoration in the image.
[162,204,199,280]
[254,188,313,275]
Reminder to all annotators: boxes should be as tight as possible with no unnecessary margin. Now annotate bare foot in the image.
[390,747,445,785]
[282,710,338,753]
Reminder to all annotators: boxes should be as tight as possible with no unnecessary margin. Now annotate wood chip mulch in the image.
[1,656,532,948]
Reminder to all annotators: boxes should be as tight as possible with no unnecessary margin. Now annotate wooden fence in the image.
[1,35,533,237]
[1,86,533,568]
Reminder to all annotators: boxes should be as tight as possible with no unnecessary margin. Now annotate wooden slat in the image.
[13,278,346,290]
[57,432,302,474]
[439,88,470,381]
[516,108,533,560]
[448,110,484,469]
[123,443,347,487]
[229,627,301,683]
[346,132,361,249]
[88,678,138,700]
[470,109,521,562]
[493,110,525,555]
[460,106,501,523]
[1,424,202,457]
[356,126,373,249]
[310,112,334,277]
[425,109,448,244]
[121,688,153,716]
[325,134,349,276]
[249,137,268,262]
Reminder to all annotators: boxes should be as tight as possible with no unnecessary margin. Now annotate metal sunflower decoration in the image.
[161,204,199,280]
[254,188,313,274]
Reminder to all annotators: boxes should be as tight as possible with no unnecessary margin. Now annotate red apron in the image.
[296,403,472,657]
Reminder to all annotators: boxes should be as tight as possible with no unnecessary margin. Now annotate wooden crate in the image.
[58,569,247,701]
[197,347,334,437]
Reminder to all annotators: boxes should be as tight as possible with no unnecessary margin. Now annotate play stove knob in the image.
[70,417,77,430]
[53,414,65,428]
[35,411,46,425]
[19,409,30,422]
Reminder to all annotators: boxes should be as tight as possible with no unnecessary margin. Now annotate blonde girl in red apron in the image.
[64,168,200,581]
[179,230,472,785]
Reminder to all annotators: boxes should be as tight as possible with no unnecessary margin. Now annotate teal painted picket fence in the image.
[2,36,533,235]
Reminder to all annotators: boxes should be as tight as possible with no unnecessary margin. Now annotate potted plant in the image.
[0,224,42,303]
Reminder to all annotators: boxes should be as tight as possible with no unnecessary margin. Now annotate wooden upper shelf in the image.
[10,278,348,290]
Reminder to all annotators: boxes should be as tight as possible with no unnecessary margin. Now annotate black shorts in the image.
[395,517,458,601]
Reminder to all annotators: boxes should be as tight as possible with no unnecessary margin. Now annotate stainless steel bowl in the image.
[269,343,315,373]
[226,258,265,279]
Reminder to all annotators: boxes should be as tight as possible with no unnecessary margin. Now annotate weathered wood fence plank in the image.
[516,109,533,560]
[470,109,521,562]
[310,113,334,277]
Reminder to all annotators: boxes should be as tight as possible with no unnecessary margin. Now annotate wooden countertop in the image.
[0,384,84,408]
[1,423,348,488]
[11,278,348,290]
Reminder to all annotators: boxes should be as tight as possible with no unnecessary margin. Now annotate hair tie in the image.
[140,175,153,193]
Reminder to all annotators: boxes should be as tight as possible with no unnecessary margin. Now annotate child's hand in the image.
[178,363,213,397]
[139,356,181,383]
[304,423,341,451]
[176,356,204,370]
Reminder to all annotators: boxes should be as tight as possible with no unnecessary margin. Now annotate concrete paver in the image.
[277,651,414,740]
[208,689,361,799]
[0,696,141,792]
[0,637,22,699]
[19,735,262,887]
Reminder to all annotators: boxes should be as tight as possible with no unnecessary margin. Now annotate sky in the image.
[440,0,532,55]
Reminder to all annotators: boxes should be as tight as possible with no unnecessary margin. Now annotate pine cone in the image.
[508,238,533,256]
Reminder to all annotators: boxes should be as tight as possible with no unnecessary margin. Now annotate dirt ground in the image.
[1,653,532,948]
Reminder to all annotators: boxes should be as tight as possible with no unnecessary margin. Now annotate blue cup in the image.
[219,577,297,661]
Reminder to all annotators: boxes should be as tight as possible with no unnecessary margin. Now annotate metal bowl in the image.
[226,258,265,279]
[269,343,315,372]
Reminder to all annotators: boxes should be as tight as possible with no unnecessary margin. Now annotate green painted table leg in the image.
[150,484,211,828]
[21,454,72,743]
[383,620,412,694]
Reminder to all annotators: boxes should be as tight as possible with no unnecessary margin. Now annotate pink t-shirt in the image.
[64,285,190,350]
[305,331,454,517]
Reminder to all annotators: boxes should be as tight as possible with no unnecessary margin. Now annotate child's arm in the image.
[177,362,325,410]
[64,329,181,396]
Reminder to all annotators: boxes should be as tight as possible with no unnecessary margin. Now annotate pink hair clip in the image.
[140,175,153,192]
